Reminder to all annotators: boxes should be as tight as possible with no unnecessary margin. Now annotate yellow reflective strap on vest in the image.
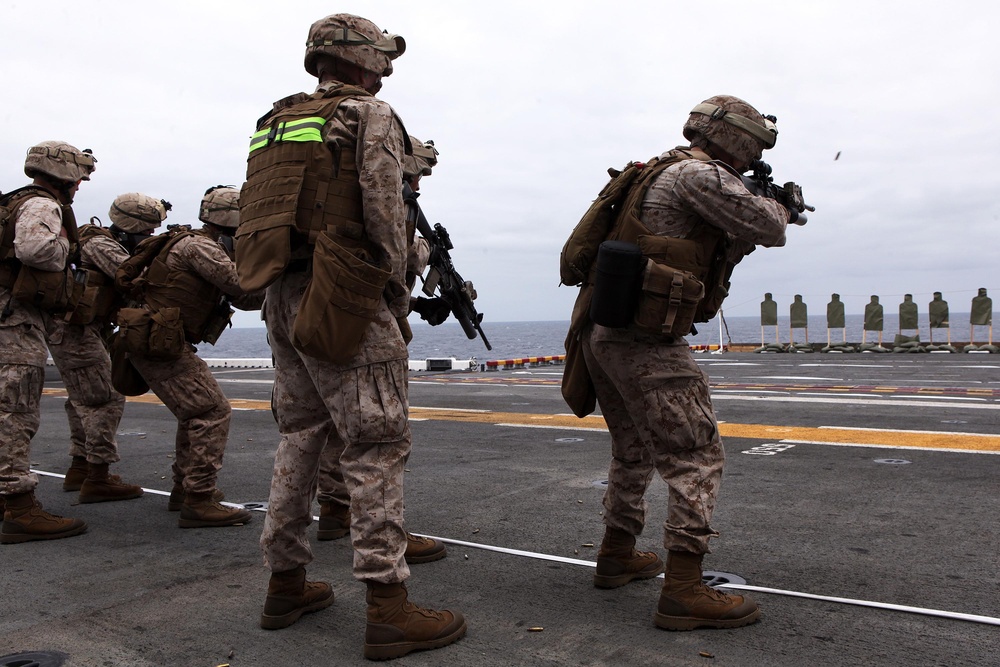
[249,117,326,153]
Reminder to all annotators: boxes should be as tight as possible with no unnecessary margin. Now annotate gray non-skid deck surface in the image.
[3,354,998,666]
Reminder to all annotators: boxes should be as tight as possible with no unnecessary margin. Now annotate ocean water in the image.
[197,312,988,362]
[196,321,573,363]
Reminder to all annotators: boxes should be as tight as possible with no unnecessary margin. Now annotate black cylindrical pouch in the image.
[589,240,644,328]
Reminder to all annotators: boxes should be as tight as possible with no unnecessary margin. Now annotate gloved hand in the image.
[412,296,451,326]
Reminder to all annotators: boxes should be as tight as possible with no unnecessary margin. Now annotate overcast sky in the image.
[2,1,997,328]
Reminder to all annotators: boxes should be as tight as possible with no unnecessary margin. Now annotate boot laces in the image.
[697,583,738,604]
[402,599,447,621]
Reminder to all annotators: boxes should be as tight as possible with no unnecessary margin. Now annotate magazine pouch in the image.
[633,259,704,337]
[11,265,84,314]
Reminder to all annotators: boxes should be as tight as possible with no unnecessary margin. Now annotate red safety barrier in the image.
[483,355,567,370]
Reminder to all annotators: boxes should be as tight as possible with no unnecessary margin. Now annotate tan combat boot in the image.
[364,581,466,660]
[260,566,335,630]
[593,527,664,588]
[178,492,252,528]
[317,501,350,541]
[1,492,88,544]
[78,463,144,503]
[405,533,447,564]
[62,456,89,492]
[655,550,760,630]
[167,484,224,511]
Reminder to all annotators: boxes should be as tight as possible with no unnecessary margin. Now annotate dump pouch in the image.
[561,283,598,418]
[291,230,391,365]
[561,332,597,418]
[109,331,150,396]
[589,241,644,328]
[11,265,84,314]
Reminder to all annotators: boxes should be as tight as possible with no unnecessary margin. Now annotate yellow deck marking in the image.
[717,423,1000,452]
[42,390,1000,452]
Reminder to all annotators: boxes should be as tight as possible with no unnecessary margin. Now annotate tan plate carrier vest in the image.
[236,84,405,364]
[0,185,83,314]
[561,149,738,417]
[67,223,121,326]
[567,149,735,341]
[236,84,375,292]
[142,228,227,344]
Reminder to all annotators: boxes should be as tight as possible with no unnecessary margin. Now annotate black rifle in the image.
[403,182,491,351]
[742,159,815,225]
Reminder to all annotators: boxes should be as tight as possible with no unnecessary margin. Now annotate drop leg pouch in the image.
[291,231,391,365]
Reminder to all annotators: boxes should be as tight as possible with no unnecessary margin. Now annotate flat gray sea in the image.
[197,313,986,362]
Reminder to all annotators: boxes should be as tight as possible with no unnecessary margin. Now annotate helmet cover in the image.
[403,136,439,180]
[109,192,170,233]
[304,13,405,78]
[199,185,240,229]
[683,95,776,167]
[23,141,97,184]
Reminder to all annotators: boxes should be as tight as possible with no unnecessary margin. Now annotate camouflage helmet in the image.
[403,136,439,181]
[682,95,777,167]
[109,193,171,233]
[304,13,405,78]
[24,141,97,184]
[199,185,240,229]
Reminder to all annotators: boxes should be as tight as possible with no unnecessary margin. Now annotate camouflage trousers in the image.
[47,321,125,465]
[0,304,49,495]
[0,363,44,495]
[316,430,351,508]
[130,346,231,495]
[316,408,413,512]
[582,325,724,554]
[261,272,410,583]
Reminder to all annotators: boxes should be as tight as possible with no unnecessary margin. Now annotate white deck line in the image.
[31,469,1000,627]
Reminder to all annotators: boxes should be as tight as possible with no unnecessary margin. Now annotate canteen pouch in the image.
[117,307,185,360]
[589,241,644,328]
[148,307,185,358]
[291,230,391,364]
[116,308,151,355]
[11,265,85,314]
[633,259,704,337]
